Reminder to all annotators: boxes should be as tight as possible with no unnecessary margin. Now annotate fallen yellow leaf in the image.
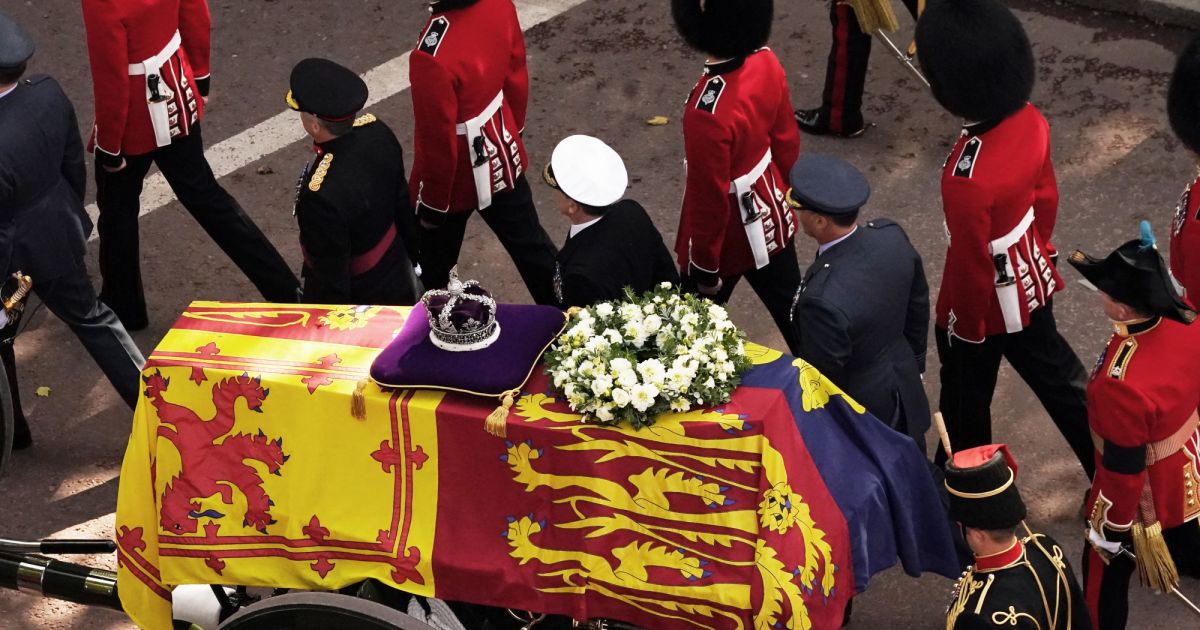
[646,115,669,126]
[35,386,50,398]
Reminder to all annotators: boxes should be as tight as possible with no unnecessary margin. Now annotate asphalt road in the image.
[0,0,1197,628]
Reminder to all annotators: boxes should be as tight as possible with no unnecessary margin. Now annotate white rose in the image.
[707,304,728,322]
[610,357,633,373]
[590,374,613,397]
[611,387,632,407]
[617,368,639,388]
[643,314,662,335]
[594,406,615,422]
[704,377,716,388]
[604,328,623,345]
[642,303,655,315]
[595,303,614,317]
[659,281,673,289]
[584,336,609,353]
[620,304,642,321]
[714,348,728,362]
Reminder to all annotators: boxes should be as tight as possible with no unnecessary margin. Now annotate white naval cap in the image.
[543,135,628,207]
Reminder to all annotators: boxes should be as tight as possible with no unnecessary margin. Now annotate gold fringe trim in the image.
[485,389,519,437]
[351,378,369,420]
[1132,521,1179,592]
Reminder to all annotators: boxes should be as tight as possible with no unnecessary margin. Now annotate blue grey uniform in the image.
[0,74,144,436]
[792,218,931,445]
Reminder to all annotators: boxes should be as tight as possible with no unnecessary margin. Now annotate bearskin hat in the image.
[1168,36,1200,154]
[915,0,1035,122]
[671,0,773,60]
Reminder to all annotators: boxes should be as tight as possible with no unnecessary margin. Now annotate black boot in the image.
[795,107,866,138]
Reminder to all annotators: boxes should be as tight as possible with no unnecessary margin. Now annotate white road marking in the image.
[84,0,588,239]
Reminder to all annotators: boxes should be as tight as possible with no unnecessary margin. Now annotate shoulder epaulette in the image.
[695,76,725,114]
[953,137,982,178]
[21,74,50,86]
[418,16,450,56]
[308,153,333,192]
[866,218,897,230]
[353,113,377,127]
[1106,337,1137,380]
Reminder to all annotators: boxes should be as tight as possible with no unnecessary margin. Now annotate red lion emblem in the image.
[143,370,288,535]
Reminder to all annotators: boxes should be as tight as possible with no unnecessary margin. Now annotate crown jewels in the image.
[421,267,501,352]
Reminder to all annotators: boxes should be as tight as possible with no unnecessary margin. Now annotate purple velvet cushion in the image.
[370,302,567,396]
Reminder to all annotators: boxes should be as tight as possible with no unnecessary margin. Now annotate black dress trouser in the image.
[1083,520,1200,629]
[934,303,1095,478]
[94,124,299,328]
[681,239,802,357]
[2,258,145,439]
[418,176,558,306]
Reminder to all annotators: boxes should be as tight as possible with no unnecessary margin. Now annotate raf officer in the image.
[543,135,678,309]
[787,154,931,448]
[944,444,1090,629]
[0,11,145,448]
[288,58,420,305]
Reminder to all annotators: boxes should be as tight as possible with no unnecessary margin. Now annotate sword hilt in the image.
[3,273,32,313]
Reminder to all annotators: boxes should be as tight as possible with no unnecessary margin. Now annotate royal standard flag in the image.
[117,302,952,629]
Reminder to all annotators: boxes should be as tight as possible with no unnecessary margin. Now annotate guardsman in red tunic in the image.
[915,0,1093,475]
[409,0,558,305]
[82,0,298,330]
[1167,35,1200,306]
[671,0,804,355]
[1068,225,1200,630]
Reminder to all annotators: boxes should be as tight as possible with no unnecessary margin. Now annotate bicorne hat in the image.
[286,58,368,122]
[915,0,1035,123]
[671,0,773,60]
[945,444,1027,530]
[1068,221,1196,324]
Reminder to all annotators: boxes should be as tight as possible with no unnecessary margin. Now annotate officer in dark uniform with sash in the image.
[288,58,420,305]
[0,12,145,448]
[1068,225,1200,629]
[944,444,1090,629]
[786,154,931,448]
[542,135,678,309]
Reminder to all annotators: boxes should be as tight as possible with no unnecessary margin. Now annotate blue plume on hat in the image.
[1139,220,1156,251]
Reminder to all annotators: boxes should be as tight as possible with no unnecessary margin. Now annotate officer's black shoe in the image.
[795,108,866,138]
[13,414,31,450]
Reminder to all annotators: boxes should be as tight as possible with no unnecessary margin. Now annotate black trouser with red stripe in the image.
[813,0,920,134]
[1083,520,1200,629]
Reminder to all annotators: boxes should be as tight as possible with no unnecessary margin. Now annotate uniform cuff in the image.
[416,201,448,227]
[194,74,211,97]
[94,145,124,170]
[688,262,720,288]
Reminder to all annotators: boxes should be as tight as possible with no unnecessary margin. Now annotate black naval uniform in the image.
[0,74,145,442]
[295,114,421,305]
[946,532,1090,630]
[793,218,931,445]
[554,200,679,309]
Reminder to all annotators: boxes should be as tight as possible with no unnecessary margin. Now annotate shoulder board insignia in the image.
[866,218,896,230]
[418,16,450,56]
[353,113,377,127]
[308,153,333,192]
[953,137,982,178]
[1106,338,1137,380]
[22,74,50,86]
[695,76,725,114]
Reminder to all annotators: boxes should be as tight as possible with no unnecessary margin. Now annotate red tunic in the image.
[408,0,529,218]
[1086,316,1200,532]
[1169,173,1200,306]
[82,0,210,161]
[936,104,1063,343]
[676,50,800,284]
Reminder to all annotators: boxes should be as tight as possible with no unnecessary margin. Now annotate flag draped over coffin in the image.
[115,302,953,630]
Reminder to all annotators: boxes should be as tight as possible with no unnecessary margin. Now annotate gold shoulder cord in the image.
[1022,521,1073,629]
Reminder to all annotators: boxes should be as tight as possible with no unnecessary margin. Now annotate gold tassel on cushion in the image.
[485,389,519,437]
[351,378,369,420]
[1132,521,1179,592]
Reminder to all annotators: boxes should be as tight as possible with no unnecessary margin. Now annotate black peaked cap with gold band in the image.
[286,58,368,122]
[945,444,1027,530]
[1067,221,1196,324]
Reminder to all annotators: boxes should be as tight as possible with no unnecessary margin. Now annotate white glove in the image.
[0,309,10,329]
[1087,524,1123,556]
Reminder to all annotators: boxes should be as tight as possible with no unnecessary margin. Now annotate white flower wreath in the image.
[545,283,751,429]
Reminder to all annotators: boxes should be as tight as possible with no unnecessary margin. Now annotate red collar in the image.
[975,539,1023,571]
